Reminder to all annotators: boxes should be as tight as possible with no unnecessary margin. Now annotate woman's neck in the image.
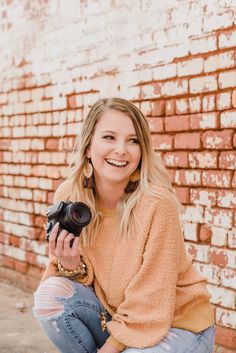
[95,179,127,210]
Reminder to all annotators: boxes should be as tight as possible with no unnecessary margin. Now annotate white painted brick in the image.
[190,34,217,55]
[220,268,236,289]
[177,58,204,77]
[36,254,49,267]
[218,191,236,208]
[3,244,26,261]
[19,188,33,200]
[153,63,177,80]
[31,139,45,150]
[203,11,234,32]
[193,263,221,285]
[181,205,204,223]
[217,92,232,110]
[228,228,236,248]
[190,75,217,94]
[205,209,233,228]
[183,222,198,241]
[202,95,215,112]
[189,152,217,169]
[220,110,236,128]
[219,70,236,89]
[216,307,236,329]
[219,29,236,48]
[204,51,235,73]
[161,79,188,97]
[189,97,201,113]
[211,226,228,247]
[185,242,210,262]
[208,284,236,309]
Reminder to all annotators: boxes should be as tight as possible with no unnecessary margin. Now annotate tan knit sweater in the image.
[41,181,215,351]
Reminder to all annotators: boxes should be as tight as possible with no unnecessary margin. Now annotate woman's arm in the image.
[106,192,185,348]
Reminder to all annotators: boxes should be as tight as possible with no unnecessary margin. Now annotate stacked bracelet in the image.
[58,257,87,280]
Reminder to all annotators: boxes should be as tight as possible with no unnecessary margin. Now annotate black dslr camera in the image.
[45,201,92,243]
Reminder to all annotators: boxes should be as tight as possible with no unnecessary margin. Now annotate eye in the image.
[102,135,114,140]
[130,138,140,144]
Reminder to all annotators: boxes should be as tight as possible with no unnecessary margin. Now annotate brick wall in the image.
[0,0,235,351]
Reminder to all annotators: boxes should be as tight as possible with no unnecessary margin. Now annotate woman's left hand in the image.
[97,342,121,353]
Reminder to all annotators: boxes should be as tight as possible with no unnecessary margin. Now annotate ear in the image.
[86,147,91,159]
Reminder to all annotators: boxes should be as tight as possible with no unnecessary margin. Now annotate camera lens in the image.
[70,203,91,226]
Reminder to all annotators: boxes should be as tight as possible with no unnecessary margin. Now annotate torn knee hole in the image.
[34,276,74,318]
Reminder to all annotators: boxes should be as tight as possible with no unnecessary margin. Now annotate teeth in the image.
[106,159,128,167]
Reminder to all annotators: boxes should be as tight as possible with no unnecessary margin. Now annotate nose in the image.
[114,140,127,155]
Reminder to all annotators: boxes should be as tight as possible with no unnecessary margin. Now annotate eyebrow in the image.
[100,130,138,137]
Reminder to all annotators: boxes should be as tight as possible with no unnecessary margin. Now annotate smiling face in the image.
[86,109,141,188]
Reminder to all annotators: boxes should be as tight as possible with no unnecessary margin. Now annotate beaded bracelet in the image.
[58,257,87,280]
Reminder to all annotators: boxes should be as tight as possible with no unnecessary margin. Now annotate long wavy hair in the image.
[64,97,179,245]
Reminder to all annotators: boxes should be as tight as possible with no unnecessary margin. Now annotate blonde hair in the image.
[65,97,179,244]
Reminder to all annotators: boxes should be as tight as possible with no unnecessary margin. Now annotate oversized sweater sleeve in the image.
[106,192,183,349]
[40,180,94,286]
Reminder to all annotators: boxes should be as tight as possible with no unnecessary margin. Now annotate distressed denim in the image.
[33,277,215,353]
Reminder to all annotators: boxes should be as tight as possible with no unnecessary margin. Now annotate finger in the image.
[49,222,60,255]
[70,236,80,256]
[55,229,69,257]
[63,233,76,252]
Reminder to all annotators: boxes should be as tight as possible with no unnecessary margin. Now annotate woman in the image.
[33,98,215,353]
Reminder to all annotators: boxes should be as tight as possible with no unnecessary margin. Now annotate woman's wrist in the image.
[57,256,87,280]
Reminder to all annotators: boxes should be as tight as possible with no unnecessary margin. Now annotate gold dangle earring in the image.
[124,169,140,193]
[83,159,94,189]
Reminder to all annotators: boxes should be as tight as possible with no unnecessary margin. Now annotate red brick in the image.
[14,260,28,274]
[163,151,188,168]
[174,132,201,149]
[27,265,44,280]
[189,151,218,169]
[202,130,233,149]
[151,134,173,150]
[202,170,232,188]
[219,151,236,170]
[45,138,59,150]
[165,115,189,131]
[9,235,20,247]
[2,256,15,269]
[148,117,164,132]
[174,187,189,204]
[210,249,228,267]
[199,224,212,243]
[233,134,236,148]
[0,138,10,149]
[215,326,236,349]
[150,101,165,116]
[67,95,76,109]
[167,169,175,184]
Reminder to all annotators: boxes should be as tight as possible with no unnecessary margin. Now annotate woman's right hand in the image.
[49,222,81,271]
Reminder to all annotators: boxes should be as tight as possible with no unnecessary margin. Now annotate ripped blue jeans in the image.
[33,277,215,353]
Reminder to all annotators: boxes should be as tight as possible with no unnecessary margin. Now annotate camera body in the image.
[45,201,92,242]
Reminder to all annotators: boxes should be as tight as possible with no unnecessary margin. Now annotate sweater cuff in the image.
[106,335,126,351]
